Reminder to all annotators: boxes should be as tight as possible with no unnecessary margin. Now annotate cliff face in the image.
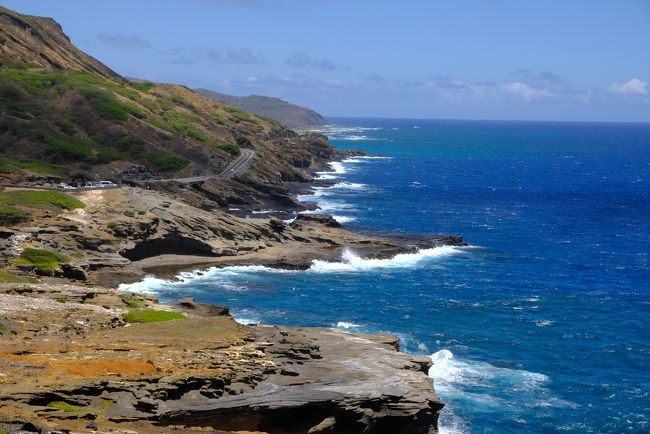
[197,89,328,129]
[0,6,117,78]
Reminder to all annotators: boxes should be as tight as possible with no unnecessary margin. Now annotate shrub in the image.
[138,97,160,112]
[260,116,281,126]
[0,270,37,283]
[124,211,136,218]
[18,161,68,176]
[83,89,129,121]
[171,94,196,110]
[129,81,154,92]
[123,102,145,119]
[217,143,240,156]
[187,127,209,142]
[148,151,189,172]
[164,112,195,133]
[107,221,118,229]
[10,248,71,273]
[0,190,85,210]
[45,136,94,162]
[0,204,31,224]
[47,401,82,413]
[0,157,16,173]
[0,323,13,336]
[0,70,60,94]
[99,398,114,410]
[157,96,173,110]
[121,293,145,308]
[212,113,227,125]
[123,309,186,323]
[224,106,255,123]
[117,136,145,157]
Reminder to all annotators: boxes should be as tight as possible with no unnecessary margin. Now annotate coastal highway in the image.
[144,149,255,184]
[218,148,255,177]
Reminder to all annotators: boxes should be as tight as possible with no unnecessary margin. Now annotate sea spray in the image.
[310,246,465,272]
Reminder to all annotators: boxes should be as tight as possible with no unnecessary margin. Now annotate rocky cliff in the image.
[0,6,117,78]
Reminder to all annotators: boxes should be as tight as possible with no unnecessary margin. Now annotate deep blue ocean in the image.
[124,118,650,433]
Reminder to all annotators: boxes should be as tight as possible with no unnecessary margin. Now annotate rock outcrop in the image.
[0,6,118,78]
[0,284,443,433]
[0,187,465,287]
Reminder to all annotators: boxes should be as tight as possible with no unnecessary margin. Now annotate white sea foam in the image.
[315,161,348,179]
[118,276,169,294]
[335,321,362,329]
[429,349,555,432]
[301,199,356,213]
[118,265,297,295]
[344,156,391,163]
[341,135,371,141]
[234,317,259,325]
[329,161,347,174]
[308,126,383,136]
[250,209,282,214]
[310,246,464,273]
[332,215,357,224]
[329,182,368,190]
[431,349,548,392]
[534,319,554,327]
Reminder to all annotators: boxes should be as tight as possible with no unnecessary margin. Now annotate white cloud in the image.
[609,78,647,96]
[501,81,554,101]
[96,34,152,51]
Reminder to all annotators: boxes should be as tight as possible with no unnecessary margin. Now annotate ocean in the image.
[123,118,650,433]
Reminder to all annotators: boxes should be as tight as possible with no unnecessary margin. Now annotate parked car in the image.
[98,181,117,188]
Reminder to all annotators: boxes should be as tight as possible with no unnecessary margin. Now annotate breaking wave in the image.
[310,246,465,273]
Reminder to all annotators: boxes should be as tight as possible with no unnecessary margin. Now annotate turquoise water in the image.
[125,119,650,433]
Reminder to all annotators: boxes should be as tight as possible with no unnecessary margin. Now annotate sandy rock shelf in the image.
[0,285,443,433]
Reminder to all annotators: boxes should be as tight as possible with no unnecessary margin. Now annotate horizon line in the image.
[323,115,650,125]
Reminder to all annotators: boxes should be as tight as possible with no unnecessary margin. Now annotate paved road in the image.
[218,148,255,177]
[147,149,255,184]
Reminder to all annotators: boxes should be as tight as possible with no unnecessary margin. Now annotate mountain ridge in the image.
[0,6,118,78]
[197,88,327,129]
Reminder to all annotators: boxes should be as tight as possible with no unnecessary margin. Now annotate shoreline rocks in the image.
[0,285,443,433]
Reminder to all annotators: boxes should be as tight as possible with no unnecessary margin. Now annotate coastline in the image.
[0,150,462,433]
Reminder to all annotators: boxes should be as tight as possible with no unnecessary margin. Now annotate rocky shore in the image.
[0,284,443,433]
[0,157,466,433]
[0,5,467,432]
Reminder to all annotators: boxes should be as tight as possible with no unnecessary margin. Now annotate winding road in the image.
[146,149,255,184]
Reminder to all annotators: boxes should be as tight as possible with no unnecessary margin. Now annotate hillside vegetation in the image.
[0,5,340,212]
[197,89,328,129]
[0,66,277,178]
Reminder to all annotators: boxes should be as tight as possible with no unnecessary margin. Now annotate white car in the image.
[98,181,117,188]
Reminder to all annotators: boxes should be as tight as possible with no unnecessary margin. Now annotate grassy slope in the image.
[0,66,277,178]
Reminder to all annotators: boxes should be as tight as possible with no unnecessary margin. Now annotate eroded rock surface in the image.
[0,285,442,433]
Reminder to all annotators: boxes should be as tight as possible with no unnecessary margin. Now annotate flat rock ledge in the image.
[0,285,443,433]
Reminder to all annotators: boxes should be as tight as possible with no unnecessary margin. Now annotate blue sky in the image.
[2,0,649,121]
